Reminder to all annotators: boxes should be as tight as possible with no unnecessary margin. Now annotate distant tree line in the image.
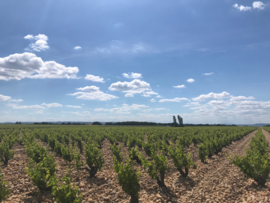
[15,121,21,124]
[104,121,173,126]
[33,122,85,125]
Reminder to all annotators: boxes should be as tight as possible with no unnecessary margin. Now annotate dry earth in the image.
[2,129,270,203]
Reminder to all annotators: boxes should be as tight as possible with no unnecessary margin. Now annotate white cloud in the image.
[253,1,265,10]
[69,91,118,101]
[76,86,100,92]
[184,102,201,107]
[192,91,231,102]
[0,94,23,102]
[122,72,142,79]
[94,40,153,54]
[94,108,109,112]
[66,105,82,108]
[159,97,189,103]
[125,93,134,97]
[230,96,255,101]
[155,108,168,111]
[111,104,148,114]
[233,4,252,11]
[0,52,79,80]
[71,85,118,101]
[9,104,45,110]
[85,74,105,83]
[187,78,195,83]
[202,72,214,76]
[24,34,49,52]
[144,91,159,95]
[109,79,151,94]
[94,104,149,114]
[156,95,162,98]
[151,99,156,102]
[0,94,12,101]
[42,103,62,108]
[173,85,186,88]
[74,46,82,50]
[142,94,151,97]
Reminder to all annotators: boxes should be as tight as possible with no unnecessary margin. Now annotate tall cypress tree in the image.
[173,116,177,127]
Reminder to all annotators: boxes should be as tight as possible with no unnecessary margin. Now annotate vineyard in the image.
[0,125,270,202]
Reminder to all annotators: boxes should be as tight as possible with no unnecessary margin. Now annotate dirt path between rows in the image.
[175,130,265,202]
[2,143,54,203]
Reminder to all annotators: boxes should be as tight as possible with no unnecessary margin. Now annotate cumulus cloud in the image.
[202,72,214,76]
[70,91,118,101]
[142,94,151,97]
[187,78,195,83]
[0,52,79,80]
[151,99,156,102]
[85,74,105,83]
[42,103,62,108]
[0,94,12,101]
[76,86,100,92]
[109,79,151,94]
[159,97,189,103]
[173,85,186,88]
[74,46,82,50]
[122,72,142,79]
[24,34,49,52]
[253,1,265,10]
[70,86,118,101]
[0,94,23,102]
[66,105,82,108]
[192,91,231,102]
[230,96,255,101]
[125,93,134,97]
[233,4,252,11]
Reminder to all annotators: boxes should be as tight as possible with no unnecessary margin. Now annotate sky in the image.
[0,0,269,124]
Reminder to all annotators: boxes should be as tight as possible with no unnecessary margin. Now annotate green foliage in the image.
[61,145,74,163]
[230,129,270,186]
[54,141,62,156]
[110,143,123,162]
[0,170,10,202]
[85,143,104,178]
[51,171,82,203]
[169,141,196,177]
[27,155,57,190]
[113,158,140,203]
[198,144,207,163]
[128,147,142,165]
[142,149,169,187]
[77,139,84,154]
[143,142,156,157]
[25,142,48,163]
[74,152,83,170]
[0,143,14,165]
[48,137,56,150]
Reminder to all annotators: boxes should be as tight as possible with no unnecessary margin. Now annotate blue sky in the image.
[0,0,269,124]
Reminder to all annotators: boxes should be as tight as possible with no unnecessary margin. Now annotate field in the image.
[0,125,270,203]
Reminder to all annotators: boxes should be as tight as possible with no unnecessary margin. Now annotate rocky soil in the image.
[2,129,270,203]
